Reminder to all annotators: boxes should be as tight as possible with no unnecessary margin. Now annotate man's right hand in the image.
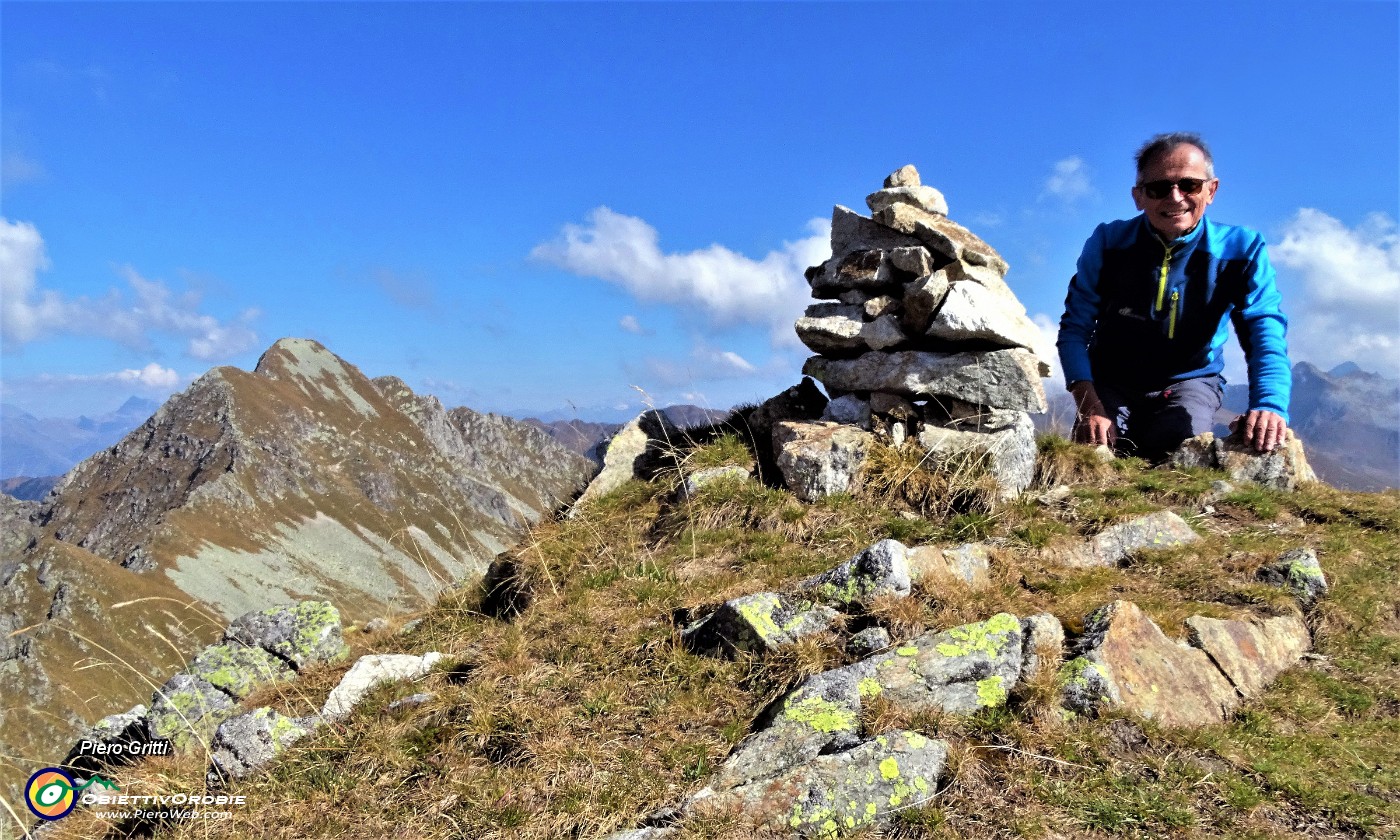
[1069,381,1117,448]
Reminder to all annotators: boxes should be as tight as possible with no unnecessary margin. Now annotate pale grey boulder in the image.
[866,185,949,216]
[797,539,912,607]
[1256,547,1329,605]
[804,349,1048,413]
[1051,510,1200,568]
[207,707,312,786]
[795,309,866,355]
[676,465,751,500]
[829,205,922,260]
[223,601,349,671]
[773,420,873,502]
[683,592,839,656]
[1167,431,1319,491]
[917,410,1037,499]
[925,281,1044,352]
[862,294,899,319]
[321,652,444,721]
[572,410,684,511]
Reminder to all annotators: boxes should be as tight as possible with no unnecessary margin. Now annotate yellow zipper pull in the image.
[1156,247,1171,312]
[1168,289,1179,339]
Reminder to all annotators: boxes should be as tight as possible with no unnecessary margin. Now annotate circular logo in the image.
[25,768,77,821]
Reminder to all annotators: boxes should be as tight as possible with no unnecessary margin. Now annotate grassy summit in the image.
[43,434,1400,840]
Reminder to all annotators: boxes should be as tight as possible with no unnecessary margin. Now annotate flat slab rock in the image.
[1050,510,1200,568]
[1060,601,1311,727]
[804,349,1047,414]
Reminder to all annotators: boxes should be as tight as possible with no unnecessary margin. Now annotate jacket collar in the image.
[1138,213,1208,251]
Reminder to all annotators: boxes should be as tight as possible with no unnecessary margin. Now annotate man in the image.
[1057,132,1291,460]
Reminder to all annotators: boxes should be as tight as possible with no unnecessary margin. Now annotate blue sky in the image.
[3,1,1397,422]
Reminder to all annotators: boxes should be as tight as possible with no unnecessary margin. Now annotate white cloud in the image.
[618,314,651,335]
[1272,209,1400,376]
[1029,312,1065,395]
[34,363,185,389]
[0,218,260,359]
[531,207,829,346]
[1041,156,1094,203]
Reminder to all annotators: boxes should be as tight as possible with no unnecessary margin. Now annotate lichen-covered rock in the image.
[804,349,1047,413]
[206,707,312,785]
[186,643,294,699]
[62,705,149,774]
[223,601,348,670]
[1059,601,1237,727]
[847,626,891,657]
[684,592,838,657]
[916,410,1037,500]
[773,420,873,502]
[797,539,912,607]
[321,652,444,721]
[692,730,947,836]
[1185,614,1310,699]
[1052,510,1200,568]
[1256,547,1329,605]
[907,543,991,588]
[146,673,238,749]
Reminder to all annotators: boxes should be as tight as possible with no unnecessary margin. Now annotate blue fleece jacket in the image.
[1057,214,1292,422]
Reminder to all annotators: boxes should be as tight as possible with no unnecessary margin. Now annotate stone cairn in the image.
[792,164,1051,499]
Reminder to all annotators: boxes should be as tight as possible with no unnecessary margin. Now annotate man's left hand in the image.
[1238,409,1288,453]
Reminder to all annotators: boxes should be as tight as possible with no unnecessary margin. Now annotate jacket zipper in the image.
[1168,289,1179,339]
[1155,243,1171,313]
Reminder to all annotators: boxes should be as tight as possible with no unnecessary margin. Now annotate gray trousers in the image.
[1095,375,1223,461]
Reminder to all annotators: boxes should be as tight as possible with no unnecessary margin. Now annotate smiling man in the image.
[1056,132,1292,460]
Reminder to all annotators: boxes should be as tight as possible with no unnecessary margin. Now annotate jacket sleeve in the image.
[1057,224,1107,386]
[1230,233,1292,422]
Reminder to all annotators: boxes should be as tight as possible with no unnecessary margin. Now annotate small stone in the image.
[847,627,892,657]
[862,295,899,319]
[1256,547,1329,605]
[884,164,921,188]
[887,246,934,277]
[821,395,873,430]
[869,392,917,420]
[861,314,907,351]
[207,707,311,785]
[678,466,751,499]
[1051,510,1199,569]
[1037,484,1073,506]
[683,592,839,657]
[907,543,991,588]
[899,270,951,335]
[321,652,444,721]
[147,674,238,749]
[362,618,390,634]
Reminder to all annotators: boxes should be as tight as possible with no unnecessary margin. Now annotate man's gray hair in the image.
[1135,132,1215,181]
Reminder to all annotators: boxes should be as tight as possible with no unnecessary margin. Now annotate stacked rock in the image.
[795,164,1051,498]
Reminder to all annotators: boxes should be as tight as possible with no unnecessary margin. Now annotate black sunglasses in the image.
[1139,178,1210,200]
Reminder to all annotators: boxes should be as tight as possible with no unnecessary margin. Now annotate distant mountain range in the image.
[0,396,160,479]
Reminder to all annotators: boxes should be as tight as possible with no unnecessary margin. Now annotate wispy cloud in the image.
[1040,156,1094,204]
[531,207,829,347]
[1,218,260,359]
[619,314,652,335]
[631,345,761,387]
[1272,209,1400,375]
[1,150,45,190]
[33,363,185,389]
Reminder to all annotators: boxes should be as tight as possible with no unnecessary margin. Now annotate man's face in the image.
[1131,143,1219,239]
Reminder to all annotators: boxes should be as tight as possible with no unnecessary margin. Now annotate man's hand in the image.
[1068,381,1117,448]
[1232,409,1288,453]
